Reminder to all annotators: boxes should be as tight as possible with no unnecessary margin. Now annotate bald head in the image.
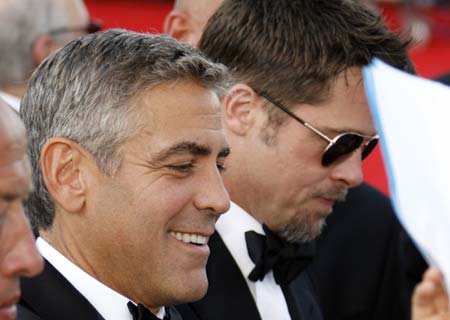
[0,98,26,144]
[0,99,28,170]
[164,0,223,47]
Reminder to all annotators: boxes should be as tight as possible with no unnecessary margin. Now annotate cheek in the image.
[133,179,195,221]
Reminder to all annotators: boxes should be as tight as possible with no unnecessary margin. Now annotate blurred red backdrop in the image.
[84,0,450,195]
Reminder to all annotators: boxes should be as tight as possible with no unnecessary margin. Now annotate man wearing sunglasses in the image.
[0,0,99,111]
[174,1,416,319]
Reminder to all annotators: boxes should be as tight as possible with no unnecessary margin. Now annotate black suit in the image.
[18,259,104,320]
[177,232,323,320]
[19,259,183,320]
[310,183,427,320]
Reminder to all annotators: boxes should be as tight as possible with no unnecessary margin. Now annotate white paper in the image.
[363,59,450,291]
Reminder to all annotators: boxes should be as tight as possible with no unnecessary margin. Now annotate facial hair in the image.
[277,187,348,243]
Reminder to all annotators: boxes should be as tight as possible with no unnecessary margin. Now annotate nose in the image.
[329,151,364,188]
[194,167,231,216]
[1,204,44,279]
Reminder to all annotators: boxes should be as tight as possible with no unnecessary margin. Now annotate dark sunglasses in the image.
[48,19,103,36]
[259,92,379,166]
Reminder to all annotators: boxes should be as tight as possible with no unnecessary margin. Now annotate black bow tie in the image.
[245,224,315,285]
[127,302,183,320]
[127,302,165,320]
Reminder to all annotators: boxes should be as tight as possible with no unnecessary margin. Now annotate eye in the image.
[216,161,227,173]
[0,202,10,226]
[167,163,194,173]
[0,201,8,216]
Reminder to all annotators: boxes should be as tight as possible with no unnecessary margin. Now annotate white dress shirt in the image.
[37,237,166,319]
[0,91,20,111]
[216,202,292,320]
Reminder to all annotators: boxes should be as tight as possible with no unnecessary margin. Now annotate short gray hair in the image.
[0,0,84,86]
[20,29,232,230]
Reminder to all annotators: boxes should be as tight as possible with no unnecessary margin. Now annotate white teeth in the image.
[170,232,208,245]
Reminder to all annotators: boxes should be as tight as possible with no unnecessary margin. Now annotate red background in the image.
[84,0,450,195]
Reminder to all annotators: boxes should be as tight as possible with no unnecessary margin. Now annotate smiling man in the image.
[18,29,231,320]
[0,99,43,320]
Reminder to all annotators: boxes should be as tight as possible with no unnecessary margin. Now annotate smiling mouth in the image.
[169,232,209,245]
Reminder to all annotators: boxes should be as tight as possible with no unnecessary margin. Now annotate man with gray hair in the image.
[18,28,232,320]
[0,0,99,110]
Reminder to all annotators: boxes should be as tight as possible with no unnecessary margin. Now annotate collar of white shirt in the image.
[37,237,166,320]
[216,202,291,320]
[215,201,264,286]
[0,91,20,111]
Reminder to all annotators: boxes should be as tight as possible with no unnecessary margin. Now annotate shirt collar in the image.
[0,91,20,111]
[215,201,265,278]
[37,237,166,320]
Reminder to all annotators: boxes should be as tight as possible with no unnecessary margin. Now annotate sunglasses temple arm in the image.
[303,122,334,144]
[260,92,333,145]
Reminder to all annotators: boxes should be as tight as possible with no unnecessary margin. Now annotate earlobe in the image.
[222,84,261,136]
[32,35,55,66]
[41,138,86,214]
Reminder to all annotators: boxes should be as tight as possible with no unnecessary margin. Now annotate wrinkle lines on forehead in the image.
[0,156,32,201]
[0,108,28,164]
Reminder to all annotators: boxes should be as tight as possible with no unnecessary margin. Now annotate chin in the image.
[172,272,209,304]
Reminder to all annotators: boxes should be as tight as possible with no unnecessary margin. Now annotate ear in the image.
[163,11,197,46]
[32,35,55,65]
[40,138,88,214]
[222,84,262,136]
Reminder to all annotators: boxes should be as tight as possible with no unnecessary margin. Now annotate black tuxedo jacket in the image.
[18,259,105,320]
[176,232,323,320]
[310,183,427,320]
[18,259,183,320]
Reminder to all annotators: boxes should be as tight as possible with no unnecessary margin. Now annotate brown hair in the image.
[200,0,413,110]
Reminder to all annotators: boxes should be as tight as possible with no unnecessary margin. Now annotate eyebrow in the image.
[153,141,230,163]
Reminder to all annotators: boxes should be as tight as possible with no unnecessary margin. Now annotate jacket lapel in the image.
[19,259,105,320]
[283,269,324,320]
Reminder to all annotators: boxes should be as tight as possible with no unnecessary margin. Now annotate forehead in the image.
[131,80,225,147]
[0,107,31,198]
[296,67,375,135]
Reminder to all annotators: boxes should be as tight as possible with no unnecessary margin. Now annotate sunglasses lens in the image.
[321,134,363,166]
[361,138,378,160]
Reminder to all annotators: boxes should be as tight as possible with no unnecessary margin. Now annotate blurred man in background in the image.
[0,98,43,320]
[0,0,98,110]
[163,0,222,47]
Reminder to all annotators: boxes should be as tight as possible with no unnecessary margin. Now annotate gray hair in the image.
[0,0,85,86]
[20,29,232,230]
